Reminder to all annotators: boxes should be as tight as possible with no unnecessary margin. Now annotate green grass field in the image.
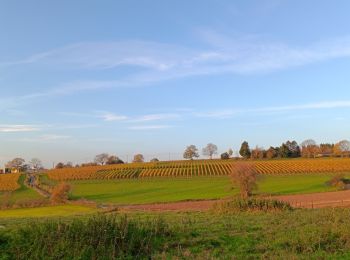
[70,177,232,204]
[69,174,339,205]
[0,204,97,219]
[0,175,44,206]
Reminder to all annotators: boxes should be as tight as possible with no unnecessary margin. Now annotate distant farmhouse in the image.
[0,167,21,174]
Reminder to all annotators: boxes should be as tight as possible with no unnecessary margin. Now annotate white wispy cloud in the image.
[3,35,350,86]
[128,125,173,130]
[0,125,41,132]
[61,110,181,123]
[0,123,96,133]
[99,112,128,122]
[39,134,71,141]
[18,134,72,142]
[61,100,350,123]
[0,41,191,71]
[3,35,350,108]
[194,100,350,119]
[132,113,181,122]
[193,110,239,119]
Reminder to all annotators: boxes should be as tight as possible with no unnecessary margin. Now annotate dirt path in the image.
[274,190,350,208]
[25,174,51,198]
[120,190,350,212]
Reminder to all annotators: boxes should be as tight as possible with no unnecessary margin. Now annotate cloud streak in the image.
[2,34,350,104]
[131,113,181,122]
[99,112,128,122]
[194,100,350,119]
[4,35,350,75]
[0,125,41,133]
[128,125,173,130]
[18,134,72,143]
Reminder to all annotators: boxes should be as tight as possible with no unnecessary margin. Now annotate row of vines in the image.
[46,158,350,181]
[0,173,21,191]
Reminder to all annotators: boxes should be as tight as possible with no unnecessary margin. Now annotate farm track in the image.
[25,174,51,198]
[119,190,350,211]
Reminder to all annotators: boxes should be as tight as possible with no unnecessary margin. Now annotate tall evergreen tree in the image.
[239,141,251,159]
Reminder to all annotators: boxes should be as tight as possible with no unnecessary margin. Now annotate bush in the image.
[326,174,349,190]
[50,182,71,204]
[212,198,293,213]
[231,162,257,198]
[221,152,230,160]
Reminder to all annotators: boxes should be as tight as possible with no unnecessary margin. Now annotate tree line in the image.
[3,139,350,171]
[183,139,350,160]
[54,153,155,169]
[237,139,350,159]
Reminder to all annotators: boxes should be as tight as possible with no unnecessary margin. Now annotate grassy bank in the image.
[2,208,350,258]
[0,204,97,219]
[0,175,45,207]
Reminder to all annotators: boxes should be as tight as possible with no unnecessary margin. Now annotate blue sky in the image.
[1,0,350,166]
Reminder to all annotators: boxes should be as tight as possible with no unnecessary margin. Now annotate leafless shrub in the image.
[231,162,258,199]
[50,182,71,204]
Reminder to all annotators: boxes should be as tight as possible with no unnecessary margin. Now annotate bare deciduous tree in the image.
[183,145,199,160]
[55,162,65,169]
[94,153,109,165]
[228,148,234,157]
[29,158,43,172]
[6,158,25,171]
[337,140,350,157]
[301,139,319,158]
[202,143,218,159]
[133,154,144,163]
[106,155,124,165]
[251,146,265,159]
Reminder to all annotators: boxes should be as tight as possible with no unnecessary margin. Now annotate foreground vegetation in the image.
[2,208,350,259]
[1,173,342,207]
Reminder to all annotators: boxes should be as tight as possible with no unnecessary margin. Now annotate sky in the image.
[1,0,350,167]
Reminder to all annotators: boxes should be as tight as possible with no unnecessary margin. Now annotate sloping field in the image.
[69,174,337,204]
[0,175,44,206]
[0,204,96,219]
[0,173,20,191]
[47,158,350,181]
[120,190,350,211]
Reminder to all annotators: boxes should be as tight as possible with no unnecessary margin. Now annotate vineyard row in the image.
[47,159,350,181]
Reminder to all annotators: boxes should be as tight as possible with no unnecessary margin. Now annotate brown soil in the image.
[274,190,350,208]
[120,190,350,212]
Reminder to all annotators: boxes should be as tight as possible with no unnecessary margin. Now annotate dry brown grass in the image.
[50,182,71,204]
